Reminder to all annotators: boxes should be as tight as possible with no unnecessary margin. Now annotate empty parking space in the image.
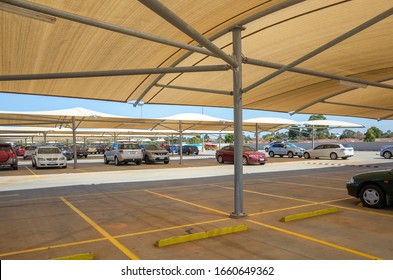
[1,155,392,260]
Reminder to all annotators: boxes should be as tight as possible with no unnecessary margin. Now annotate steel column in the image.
[230,26,246,218]
[255,125,259,151]
[72,116,77,169]
[179,121,183,164]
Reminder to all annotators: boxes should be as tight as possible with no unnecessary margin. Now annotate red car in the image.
[216,145,267,165]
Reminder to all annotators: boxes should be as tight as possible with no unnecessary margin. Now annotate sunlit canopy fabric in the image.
[301,120,364,128]
[1,0,392,121]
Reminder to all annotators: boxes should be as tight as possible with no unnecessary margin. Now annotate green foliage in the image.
[224,134,234,143]
[363,128,376,142]
[187,135,201,144]
[340,129,356,139]
[369,126,383,138]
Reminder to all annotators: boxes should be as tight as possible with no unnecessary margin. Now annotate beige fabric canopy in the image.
[0,0,392,120]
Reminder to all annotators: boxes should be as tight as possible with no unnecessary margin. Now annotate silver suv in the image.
[268,142,304,158]
[142,144,170,164]
[104,143,143,166]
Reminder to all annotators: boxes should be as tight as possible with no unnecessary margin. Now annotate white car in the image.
[303,143,354,160]
[32,146,67,169]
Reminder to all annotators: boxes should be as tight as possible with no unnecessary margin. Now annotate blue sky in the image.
[1,92,392,134]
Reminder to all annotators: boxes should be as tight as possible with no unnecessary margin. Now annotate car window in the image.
[342,144,352,148]
[314,145,324,150]
[222,146,231,151]
[144,144,160,150]
[243,146,254,152]
[0,146,11,152]
[120,143,140,149]
[38,147,61,154]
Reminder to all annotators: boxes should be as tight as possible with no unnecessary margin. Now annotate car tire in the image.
[115,157,121,166]
[195,152,199,155]
[268,151,275,158]
[104,156,109,164]
[304,152,310,159]
[217,155,224,164]
[330,152,338,160]
[287,151,294,158]
[144,155,151,164]
[342,157,348,160]
[62,165,67,169]
[32,160,36,167]
[383,151,392,159]
[136,160,142,165]
[12,164,18,170]
[242,156,248,165]
[164,160,169,164]
[360,184,386,208]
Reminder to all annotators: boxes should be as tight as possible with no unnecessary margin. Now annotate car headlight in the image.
[60,156,66,161]
[37,157,46,161]
[249,154,259,158]
[348,177,354,184]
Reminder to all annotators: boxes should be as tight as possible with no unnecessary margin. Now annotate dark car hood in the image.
[354,169,393,180]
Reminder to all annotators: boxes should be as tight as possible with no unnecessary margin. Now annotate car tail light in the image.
[119,149,123,153]
[9,150,17,158]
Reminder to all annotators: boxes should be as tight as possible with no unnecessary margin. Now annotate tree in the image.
[188,135,201,144]
[363,128,376,142]
[224,134,234,143]
[340,129,356,139]
[370,126,383,138]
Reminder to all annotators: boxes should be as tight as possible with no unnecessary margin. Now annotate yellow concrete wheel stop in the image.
[55,252,94,260]
[155,225,248,247]
[280,207,339,222]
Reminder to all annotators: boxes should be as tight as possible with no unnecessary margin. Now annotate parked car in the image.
[142,143,170,164]
[303,143,354,160]
[60,146,73,160]
[180,145,199,155]
[104,143,143,166]
[15,146,25,157]
[96,145,106,154]
[165,145,178,153]
[23,145,37,159]
[32,146,67,169]
[268,142,304,158]
[347,169,393,208]
[380,146,393,159]
[70,145,88,158]
[87,146,98,154]
[216,145,267,165]
[264,141,283,152]
[0,143,18,170]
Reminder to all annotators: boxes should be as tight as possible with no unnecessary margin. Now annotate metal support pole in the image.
[43,132,47,145]
[255,125,259,151]
[312,126,315,149]
[72,116,77,169]
[179,121,183,164]
[171,134,174,156]
[230,26,247,219]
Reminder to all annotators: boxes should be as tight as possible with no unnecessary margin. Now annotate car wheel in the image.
[287,151,294,158]
[164,160,169,164]
[12,164,18,170]
[115,157,121,166]
[360,184,386,208]
[217,155,224,164]
[242,156,248,165]
[383,151,392,159]
[136,160,142,165]
[342,157,348,160]
[32,160,36,167]
[195,152,199,155]
[104,156,109,164]
[144,155,151,164]
[304,152,310,159]
[330,152,338,160]
[62,165,67,169]
[268,151,275,158]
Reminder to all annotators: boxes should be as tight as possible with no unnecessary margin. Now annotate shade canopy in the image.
[0,0,392,120]
[244,117,300,132]
[302,120,364,128]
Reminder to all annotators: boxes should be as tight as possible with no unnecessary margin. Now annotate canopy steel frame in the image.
[243,7,393,92]
[244,58,393,91]
[0,65,230,82]
[138,0,238,68]
[155,84,231,96]
[132,0,304,107]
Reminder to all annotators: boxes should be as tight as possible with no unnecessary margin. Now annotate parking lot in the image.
[0,152,392,260]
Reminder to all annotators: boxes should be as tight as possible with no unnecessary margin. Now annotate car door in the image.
[222,146,234,162]
[312,145,325,158]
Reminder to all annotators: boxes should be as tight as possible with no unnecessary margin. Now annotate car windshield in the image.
[144,144,160,150]
[243,146,254,152]
[120,143,140,149]
[38,147,61,154]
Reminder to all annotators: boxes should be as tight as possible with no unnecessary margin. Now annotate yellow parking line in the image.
[60,197,139,260]
[25,166,40,178]
[145,190,228,216]
[248,219,382,260]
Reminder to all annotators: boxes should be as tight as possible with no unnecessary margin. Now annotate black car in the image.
[60,146,73,160]
[179,145,199,155]
[346,169,393,208]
